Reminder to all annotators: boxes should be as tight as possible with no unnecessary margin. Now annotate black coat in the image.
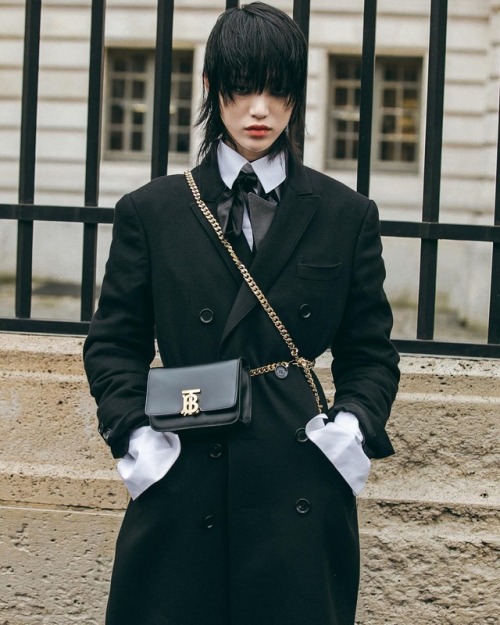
[83,153,400,625]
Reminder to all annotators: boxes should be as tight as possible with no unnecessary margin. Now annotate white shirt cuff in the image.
[117,426,181,500]
[305,412,371,496]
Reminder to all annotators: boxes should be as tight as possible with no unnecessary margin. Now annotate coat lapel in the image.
[188,153,243,287]
[220,160,319,346]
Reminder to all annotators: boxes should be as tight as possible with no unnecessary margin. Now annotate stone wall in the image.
[0,333,499,624]
[1,0,499,330]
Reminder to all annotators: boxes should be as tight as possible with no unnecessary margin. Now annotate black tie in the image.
[217,167,258,237]
[217,166,277,249]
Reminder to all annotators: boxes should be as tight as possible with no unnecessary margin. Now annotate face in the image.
[219,91,292,161]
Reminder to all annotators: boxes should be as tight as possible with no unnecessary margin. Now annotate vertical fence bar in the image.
[293,0,310,159]
[81,0,106,321]
[151,0,174,180]
[488,88,500,343]
[356,0,377,197]
[293,0,311,44]
[16,0,42,319]
[293,0,310,45]
[416,0,448,340]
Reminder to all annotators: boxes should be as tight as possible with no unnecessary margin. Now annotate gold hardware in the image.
[180,388,201,416]
[250,359,314,376]
[184,170,323,413]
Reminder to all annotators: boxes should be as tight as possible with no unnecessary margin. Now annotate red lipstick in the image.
[245,124,271,137]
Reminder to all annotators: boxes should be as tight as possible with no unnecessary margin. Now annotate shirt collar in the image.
[217,140,286,194]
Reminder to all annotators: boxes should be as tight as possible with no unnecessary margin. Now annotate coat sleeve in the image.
[328,200,400,459]
[83,193,155,458]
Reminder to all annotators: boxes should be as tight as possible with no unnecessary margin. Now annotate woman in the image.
[84,3,400,624]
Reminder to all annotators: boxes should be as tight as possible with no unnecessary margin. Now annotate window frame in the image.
[326,54,423,173]
[103,47,194,163]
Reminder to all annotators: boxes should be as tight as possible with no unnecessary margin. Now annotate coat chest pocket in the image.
[296,261,342,281]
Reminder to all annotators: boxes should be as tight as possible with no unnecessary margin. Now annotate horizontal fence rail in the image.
[0,0,499,359]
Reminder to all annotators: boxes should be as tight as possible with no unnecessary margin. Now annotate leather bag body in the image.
[146,358,251,432]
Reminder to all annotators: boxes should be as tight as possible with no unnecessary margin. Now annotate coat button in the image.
[275,365,288,379]
[199,308,214,323]
[203,515,215,529]
[299,304,311,319]
[295,428,308,443]
[295,498,311,514]
[209,443,223,458]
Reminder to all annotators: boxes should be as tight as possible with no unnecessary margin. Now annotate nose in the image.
[249,93,269,119]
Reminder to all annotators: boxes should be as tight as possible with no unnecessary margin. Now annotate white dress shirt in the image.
[117,141,370,499]
[217,139,286,249]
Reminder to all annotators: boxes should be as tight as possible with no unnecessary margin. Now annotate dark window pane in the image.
[113,58,126,72]
[178,107,191,126]
[337,119,347,132]
[112,79,125,98]
[354,62,362,80]
[131,131,143,151]
[109,131,123,150]
[383,88,397,107]
[353,120,359,133]
[132,111,144,125]
[132,80,145,99]
[354,87,361,107]
[179,80,192,99]
[176,133,190,153]
[382,115,396,133]
[404,88,418,107]
[336,61,349,79]
[384,65,398,81]
[335,88,348,106]
[178,53,193,73]
[404,66,418,82]
[335,139,346,159]
[131,54,146,73]
[401,142,416,162]
[380,141,395,161]
[401,142,417,163]
[111,105,124,123]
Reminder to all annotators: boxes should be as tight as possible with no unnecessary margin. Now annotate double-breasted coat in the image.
[83,151,400,625]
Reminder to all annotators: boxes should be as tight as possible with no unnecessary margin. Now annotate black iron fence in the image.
[0,0,499,358]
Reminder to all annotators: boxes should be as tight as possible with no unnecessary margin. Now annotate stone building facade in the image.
[0,0,499,334]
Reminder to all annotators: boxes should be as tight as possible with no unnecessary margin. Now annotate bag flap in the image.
[145,359,241,417]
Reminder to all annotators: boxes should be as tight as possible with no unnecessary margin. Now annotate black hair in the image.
[196,2,308,162]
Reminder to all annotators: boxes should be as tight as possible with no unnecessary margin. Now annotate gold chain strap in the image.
[250,361,293,376]
[185,170,323,413]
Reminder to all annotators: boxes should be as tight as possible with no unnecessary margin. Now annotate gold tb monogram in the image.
[180,388,201,416]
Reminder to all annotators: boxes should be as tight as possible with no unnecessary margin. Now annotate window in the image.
[327,56,422,171]
[105,49,194,160]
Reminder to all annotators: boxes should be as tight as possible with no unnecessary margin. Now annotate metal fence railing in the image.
[0,0,499,358]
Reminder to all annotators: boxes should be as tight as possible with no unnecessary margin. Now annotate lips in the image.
[245,125,271,137]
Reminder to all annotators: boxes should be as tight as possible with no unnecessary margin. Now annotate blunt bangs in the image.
[215,14,305,107]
